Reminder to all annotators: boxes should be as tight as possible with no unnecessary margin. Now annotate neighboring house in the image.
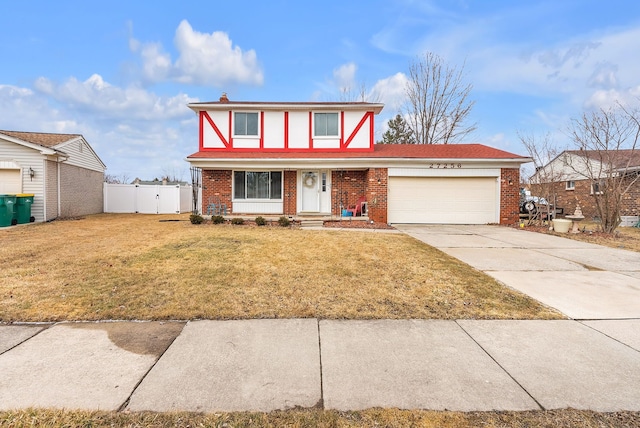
[530,150,640,220]
[185,95,530,225]
[0,130,106,222]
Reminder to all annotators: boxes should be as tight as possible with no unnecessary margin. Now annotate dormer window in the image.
[234,112,259,136]
[314,112,339,137]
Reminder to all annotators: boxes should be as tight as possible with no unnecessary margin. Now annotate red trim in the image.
[260,111,264,149]
[202,112,230,148]
[309,112,313,149]
[369,111,374,148]
[284,112,289,149]
[228,111,233,147]
[340,111,345,149]
[344,112,372,149]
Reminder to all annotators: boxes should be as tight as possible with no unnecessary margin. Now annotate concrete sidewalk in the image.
[1,319,639,413]
[395,224,640,319]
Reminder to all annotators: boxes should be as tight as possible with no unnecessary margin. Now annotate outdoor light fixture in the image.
[29,167,35,181]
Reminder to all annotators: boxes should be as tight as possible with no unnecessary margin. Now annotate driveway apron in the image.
[395,224,640,320]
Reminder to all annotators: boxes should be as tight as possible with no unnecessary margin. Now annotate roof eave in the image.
[187,103,385,114]
[185,156,531,170]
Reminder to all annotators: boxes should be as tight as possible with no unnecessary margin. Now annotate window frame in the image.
[565,180,575,190]
[591,180,604,195]
[313,112,340,137]
[233,112,260,137]
[233,170,282,200]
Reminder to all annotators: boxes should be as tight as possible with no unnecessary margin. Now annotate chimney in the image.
[219,92,229,103]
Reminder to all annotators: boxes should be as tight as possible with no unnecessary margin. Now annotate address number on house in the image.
[429,163,462,169]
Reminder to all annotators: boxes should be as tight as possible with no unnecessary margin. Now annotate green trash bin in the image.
[14,194,35,224]
[0,195,17,227]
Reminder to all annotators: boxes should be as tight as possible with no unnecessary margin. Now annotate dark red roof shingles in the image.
[187,144,527,160]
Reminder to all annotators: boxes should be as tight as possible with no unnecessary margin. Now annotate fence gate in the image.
[104,183,192,214]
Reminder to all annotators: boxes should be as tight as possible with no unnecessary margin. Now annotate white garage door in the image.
[388,176,498,224]
[0,169,21,193]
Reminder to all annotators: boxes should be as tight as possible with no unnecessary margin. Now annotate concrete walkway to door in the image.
[395,224,640,320]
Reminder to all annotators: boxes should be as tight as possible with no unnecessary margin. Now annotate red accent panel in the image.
[340,111,345,149]
[284,112,289,149]
[228,111,233,147]
[260,111,264,149]
[309,112,313,149]
[344,112,372,149]
[202,112,229,148]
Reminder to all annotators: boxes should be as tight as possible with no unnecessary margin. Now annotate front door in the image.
[301,170,320,212]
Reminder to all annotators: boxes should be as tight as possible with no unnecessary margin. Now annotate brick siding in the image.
[366,168,388,223]
[45,160,59,221]
[535,177,640,220]
[201,167,515,225]
[331,170,366,215]
[58,163,103,217]
[202,170,232,214]
[500,168,520,225]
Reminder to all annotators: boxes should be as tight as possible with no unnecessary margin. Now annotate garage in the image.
[0,167,21,193]
[388,176,498,224]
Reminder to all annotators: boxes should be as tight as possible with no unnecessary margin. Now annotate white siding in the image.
[55,138,105,172]
[0,139,46,222]
[288,111,309,149]
[203,111,229,148]
[263,111,285,149]
[232,200,283,214]
[343,111,371,149]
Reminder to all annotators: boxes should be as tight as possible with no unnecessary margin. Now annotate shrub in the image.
[255,216,267,226]
[211,215,225,224]
[277,216,291,227]
[231,218,245,225]
[189,214,204,225]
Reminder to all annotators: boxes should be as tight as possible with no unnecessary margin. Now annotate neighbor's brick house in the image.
[530,150,640,220]
[186,96,530,225]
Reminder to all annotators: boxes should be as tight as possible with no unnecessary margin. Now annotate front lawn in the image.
[0,214,561,322]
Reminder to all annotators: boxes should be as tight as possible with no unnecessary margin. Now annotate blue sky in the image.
[2,0,640,181]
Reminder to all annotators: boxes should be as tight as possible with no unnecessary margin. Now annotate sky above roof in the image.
[1,0,639,181]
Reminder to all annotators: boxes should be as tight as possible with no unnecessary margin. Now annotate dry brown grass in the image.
[1,408,638,427]
[520,221,640,252]
[0,214,560,322]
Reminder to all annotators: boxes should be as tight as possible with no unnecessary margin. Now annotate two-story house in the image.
[186,95,529,225]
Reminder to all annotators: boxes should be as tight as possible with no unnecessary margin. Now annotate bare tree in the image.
[161,166,186,183]
[518,132,563,224]
[338,82,381,103]
[563,104,640,233]
[404,52,476,144]
[103,172,131,184]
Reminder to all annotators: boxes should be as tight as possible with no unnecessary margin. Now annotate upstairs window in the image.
[234,112,259,136]
[566,180,575,190]
[314,112,339,137]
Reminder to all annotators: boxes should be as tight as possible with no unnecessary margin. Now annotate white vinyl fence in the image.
[104,183,193,214]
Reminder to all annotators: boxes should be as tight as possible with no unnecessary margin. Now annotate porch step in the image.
[300,220,325,229]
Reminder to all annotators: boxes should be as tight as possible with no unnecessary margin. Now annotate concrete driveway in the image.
[395,224,640,320]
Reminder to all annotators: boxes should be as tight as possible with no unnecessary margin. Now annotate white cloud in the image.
[370,72,408,111]
[333,63,357,92]
[130,20,263,88]
[34,74,197,121]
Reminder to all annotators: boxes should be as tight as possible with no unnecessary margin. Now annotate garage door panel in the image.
[388,177,497,224]
[0,169,21,193]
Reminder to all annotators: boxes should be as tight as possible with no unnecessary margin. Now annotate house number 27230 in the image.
[429,163,462,168]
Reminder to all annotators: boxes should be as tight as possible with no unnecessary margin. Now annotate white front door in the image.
[301,170,320,212]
